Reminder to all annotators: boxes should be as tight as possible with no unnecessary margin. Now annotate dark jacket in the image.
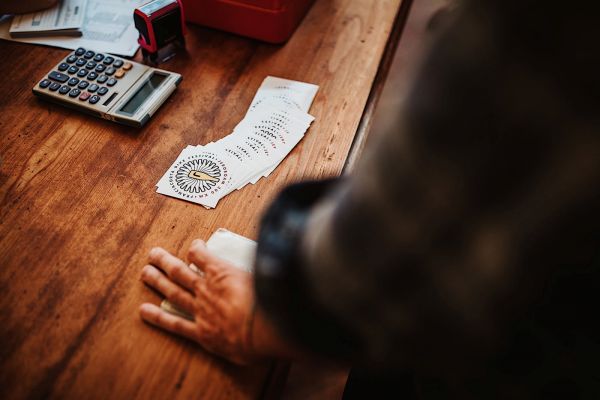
[255,0,600,397]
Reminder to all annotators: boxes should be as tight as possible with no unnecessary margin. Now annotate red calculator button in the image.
[79,92,91,101]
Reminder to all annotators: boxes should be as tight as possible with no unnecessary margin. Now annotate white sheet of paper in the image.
[206,228,256,272]
[0,0,144,56]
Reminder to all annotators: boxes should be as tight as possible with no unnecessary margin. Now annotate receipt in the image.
[10,0,87,37]
[0,0,145,56]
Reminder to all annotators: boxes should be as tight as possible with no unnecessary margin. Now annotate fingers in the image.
[140,303,198,341]
[148,247,202,291]
[188,240,223,274]
[141,265,196,313]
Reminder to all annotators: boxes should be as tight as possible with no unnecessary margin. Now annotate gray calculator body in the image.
[33,47,182,127]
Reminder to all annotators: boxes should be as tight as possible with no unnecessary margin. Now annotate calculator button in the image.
[58,63,69,71]
[59,85,70,95]
[89,95,100,104]
[49,82,61,91]
[114,69,125,79]
[77,69,89,78]
[107,78,117,87]
[113,59,123,68]
[87,71,98,81]
[93,53,104,62]
[77,81,89,89]
[48,71,69,83]
[75,58,87,67]
[84,50,95,59]
[105,67,116,76]
[66,55,78,63]
[97,87,109,96]
[96,75,108,84]
[85,61,96,69]
[122,62,133,71]
[79,92,91,101]
[87,83,99,93]
[95,64,106,73]
[68,88,81,97]
[103,56,114,65]
[68,77,80,86]
[39,79,51,88]
[67,66,79,74]
[75,47,86,56]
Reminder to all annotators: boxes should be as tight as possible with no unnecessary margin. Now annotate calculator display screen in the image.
[119,73,167,116]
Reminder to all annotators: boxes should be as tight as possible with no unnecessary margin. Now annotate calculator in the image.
[32,47,182,127]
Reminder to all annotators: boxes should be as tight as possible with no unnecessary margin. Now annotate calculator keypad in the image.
[36,48,138,108]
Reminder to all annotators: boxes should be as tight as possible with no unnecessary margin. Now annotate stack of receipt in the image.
[156,76,319,208]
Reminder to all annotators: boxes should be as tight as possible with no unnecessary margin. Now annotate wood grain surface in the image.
[0,0,402,398]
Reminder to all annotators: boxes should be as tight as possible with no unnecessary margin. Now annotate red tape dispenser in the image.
[134,0,186,64]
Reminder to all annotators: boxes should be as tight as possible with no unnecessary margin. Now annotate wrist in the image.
[249,306,301,360]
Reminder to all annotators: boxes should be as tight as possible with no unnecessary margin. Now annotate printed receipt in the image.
[9,0,87,37]
[0,0,146,56]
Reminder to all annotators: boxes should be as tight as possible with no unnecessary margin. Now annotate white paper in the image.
[206,228,256,272]
[0,0,144,56]
[10,0,87,35]
[156,147,241,208]
[156,77,319,208]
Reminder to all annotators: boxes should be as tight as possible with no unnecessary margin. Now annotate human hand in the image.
[139,240,258,365]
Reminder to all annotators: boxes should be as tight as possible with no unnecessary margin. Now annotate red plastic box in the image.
[180,0,316,43]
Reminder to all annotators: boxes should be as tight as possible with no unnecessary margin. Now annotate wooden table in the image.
[0,0,406,398]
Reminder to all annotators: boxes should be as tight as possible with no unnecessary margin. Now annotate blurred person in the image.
[139,0,600,398]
